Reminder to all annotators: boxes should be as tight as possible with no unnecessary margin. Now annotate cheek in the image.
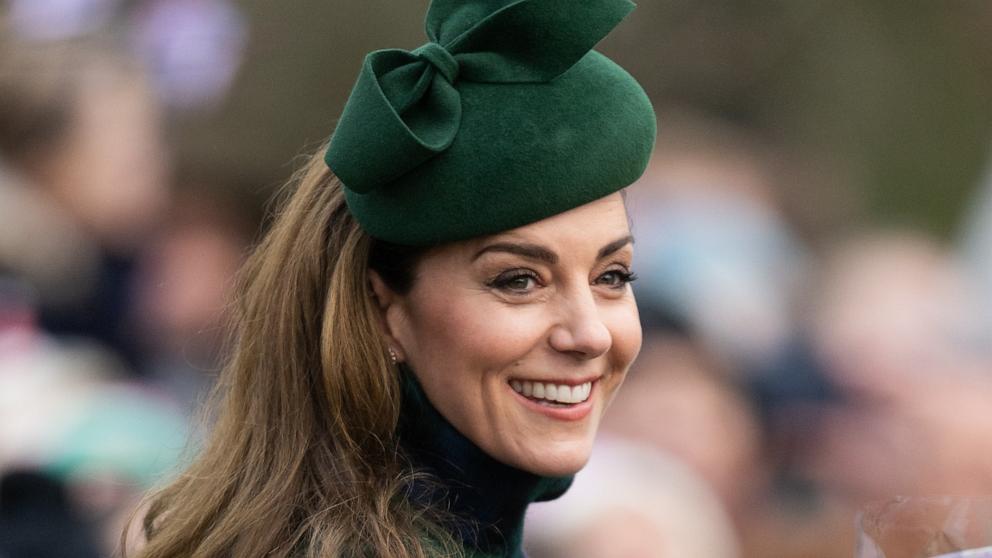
[599,300,642,412]
[608,299,643,369]
[409,292,548,370]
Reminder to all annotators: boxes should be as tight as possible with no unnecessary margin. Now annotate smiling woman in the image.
[129,0,655,557]
[373,195,642,478]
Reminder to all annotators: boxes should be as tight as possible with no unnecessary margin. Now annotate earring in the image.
[387,346,398,365]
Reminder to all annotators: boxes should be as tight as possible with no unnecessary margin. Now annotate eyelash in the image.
[487,267,638,294]
[598,269,639,288]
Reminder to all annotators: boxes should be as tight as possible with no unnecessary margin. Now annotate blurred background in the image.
[0,1,990,557]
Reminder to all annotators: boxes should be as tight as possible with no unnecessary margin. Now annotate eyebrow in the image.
[598,234,635,259]
[472,234,634,264]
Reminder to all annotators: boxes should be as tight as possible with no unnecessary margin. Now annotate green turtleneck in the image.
[396,367,574,558]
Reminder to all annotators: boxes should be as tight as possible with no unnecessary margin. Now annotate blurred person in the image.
[627,111,810,373]
[0,310,187,557]
[621,112,859,557]
[803,232,992,499]
[725,232,992,558]
[0,29,169,365]
[0,26,188,558]
[524,438,740,558]
[600,333,765,518]
[130,180,256,411]
[50,383,188,556]
[594,333,847,558]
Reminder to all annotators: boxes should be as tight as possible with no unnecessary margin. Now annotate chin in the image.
[514,439,594,477]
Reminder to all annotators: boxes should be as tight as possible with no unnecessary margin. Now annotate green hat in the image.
[325,0,656,246]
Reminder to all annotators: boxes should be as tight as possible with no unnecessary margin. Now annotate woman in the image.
[132,0,656,556]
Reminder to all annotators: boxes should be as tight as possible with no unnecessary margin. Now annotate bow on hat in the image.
[325,0,636,194]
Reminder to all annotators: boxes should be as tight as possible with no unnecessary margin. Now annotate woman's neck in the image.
[396,368,573,557]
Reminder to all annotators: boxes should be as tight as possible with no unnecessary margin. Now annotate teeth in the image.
[545,384,558,400]
[510,380,594,404]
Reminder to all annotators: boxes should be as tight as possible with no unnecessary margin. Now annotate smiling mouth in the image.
[509,379,593,406]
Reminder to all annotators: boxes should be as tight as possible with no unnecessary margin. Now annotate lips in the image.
[507,378,596,421]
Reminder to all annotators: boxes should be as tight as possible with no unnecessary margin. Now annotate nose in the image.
[548,287,613,359]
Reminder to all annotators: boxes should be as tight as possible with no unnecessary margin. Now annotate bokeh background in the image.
[1,1,991,557]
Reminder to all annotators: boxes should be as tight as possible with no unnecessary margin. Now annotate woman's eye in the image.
[489,272,539,293]
[597,269,637,289]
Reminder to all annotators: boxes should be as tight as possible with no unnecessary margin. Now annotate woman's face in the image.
[374,193,642,476]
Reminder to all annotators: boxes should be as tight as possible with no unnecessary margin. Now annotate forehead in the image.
[453,193,631,258]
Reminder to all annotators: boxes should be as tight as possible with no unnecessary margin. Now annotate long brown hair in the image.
[128,149,463,557]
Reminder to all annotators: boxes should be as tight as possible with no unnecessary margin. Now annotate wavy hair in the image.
[127,149,463,557]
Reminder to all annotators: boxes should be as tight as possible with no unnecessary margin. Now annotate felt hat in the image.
[325,0,656,246]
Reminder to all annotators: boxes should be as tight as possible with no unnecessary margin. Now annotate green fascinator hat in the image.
[325,0,656,246]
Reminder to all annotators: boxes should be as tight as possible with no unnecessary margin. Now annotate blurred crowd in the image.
[526,117,992,558]
[0,2,252,556]
[1,3,990,558]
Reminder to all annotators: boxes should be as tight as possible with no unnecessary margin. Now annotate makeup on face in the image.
[385,194,643,476]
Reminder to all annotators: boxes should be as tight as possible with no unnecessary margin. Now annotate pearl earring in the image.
[387,347,398,365]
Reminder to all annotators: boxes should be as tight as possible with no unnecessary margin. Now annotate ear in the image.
[368,270,410,362]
